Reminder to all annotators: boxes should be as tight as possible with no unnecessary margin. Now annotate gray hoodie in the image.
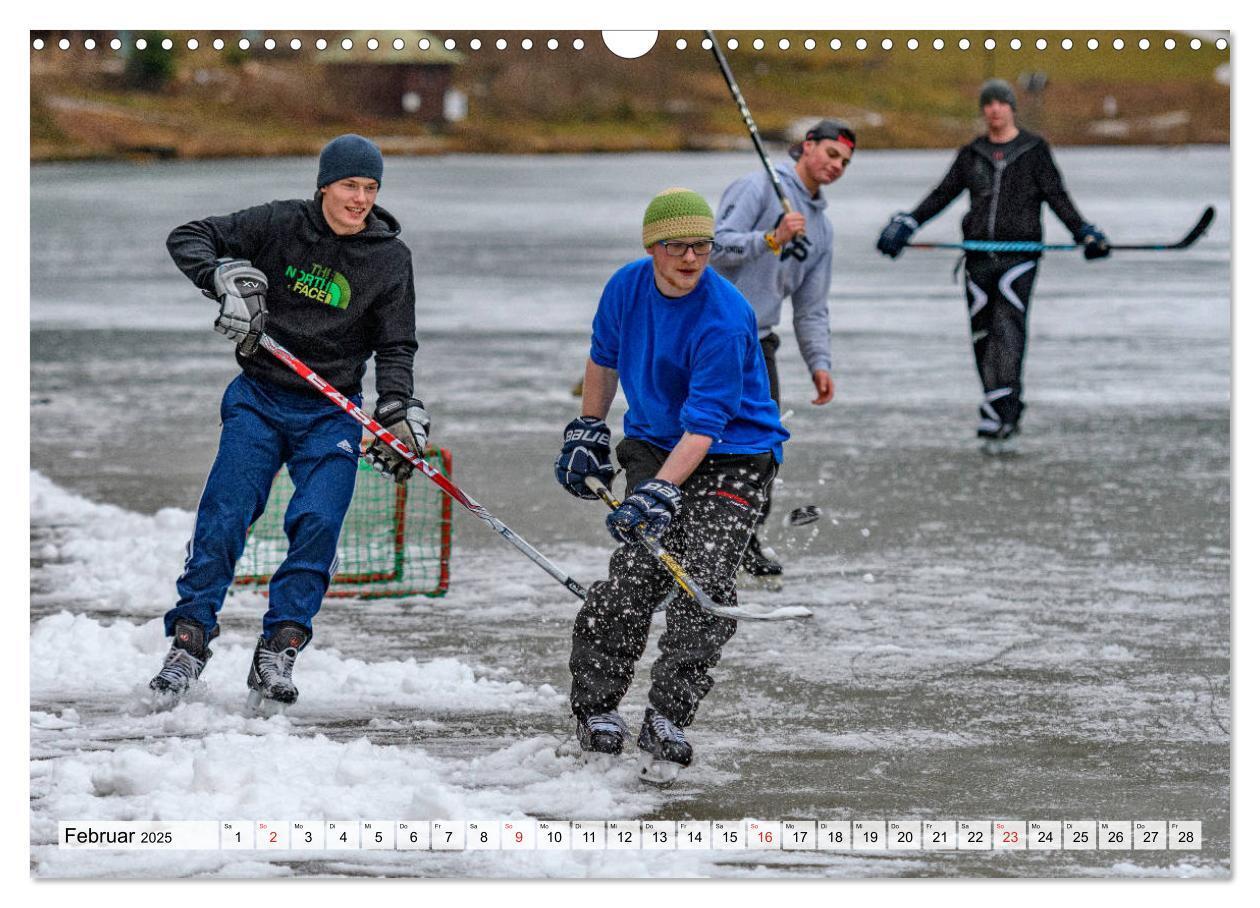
[711,162,834,374]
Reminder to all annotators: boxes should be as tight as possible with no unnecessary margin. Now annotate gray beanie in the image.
[317,134,384,188]
[979,79,1017,110]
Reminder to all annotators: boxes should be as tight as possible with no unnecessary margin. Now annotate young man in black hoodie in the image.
[877,79,1110,450]
[149,134,426,712]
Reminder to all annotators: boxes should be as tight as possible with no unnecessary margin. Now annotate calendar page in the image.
[27,13,1230,884]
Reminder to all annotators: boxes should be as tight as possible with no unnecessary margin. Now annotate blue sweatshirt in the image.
[590,258,789,462]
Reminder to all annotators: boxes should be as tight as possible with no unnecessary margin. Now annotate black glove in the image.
[1075,224,1111,260]
[365,397,431,483]
[554,416,614,499]
[876,213,918,258]
[211,259,268,356]
[606,478,683,543]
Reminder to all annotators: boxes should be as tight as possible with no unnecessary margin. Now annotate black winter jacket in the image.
[909,131,1087,255]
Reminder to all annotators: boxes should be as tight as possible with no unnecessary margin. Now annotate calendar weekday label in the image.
[57,819,1203,851]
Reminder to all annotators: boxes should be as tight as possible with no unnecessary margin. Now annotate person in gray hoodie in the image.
[711,119,854,579]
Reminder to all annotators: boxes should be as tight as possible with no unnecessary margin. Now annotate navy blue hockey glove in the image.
[876,213,918,258]
[366,397,430,483]
[554,416,614,499]
[606,478,683,543]
[211,259,268,356]
[1075,224,1111,260]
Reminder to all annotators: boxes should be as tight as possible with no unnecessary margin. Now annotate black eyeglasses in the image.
[658,240,715,257]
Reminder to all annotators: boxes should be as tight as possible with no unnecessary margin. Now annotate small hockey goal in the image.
[234,447,452,599]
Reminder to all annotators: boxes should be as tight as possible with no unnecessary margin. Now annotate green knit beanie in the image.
[642,188,715,249]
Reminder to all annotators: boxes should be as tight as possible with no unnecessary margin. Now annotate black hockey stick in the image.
[705,29,809,261]
[585,477,812,622]
[909,206,1215,254]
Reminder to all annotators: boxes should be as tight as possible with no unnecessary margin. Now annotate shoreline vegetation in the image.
[31,30,1229,163]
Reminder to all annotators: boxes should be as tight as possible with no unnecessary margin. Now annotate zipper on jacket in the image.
[987,158,1007,239]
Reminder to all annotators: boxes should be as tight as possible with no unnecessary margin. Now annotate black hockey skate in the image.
[246,622,310,716]
[740,533,784,591]
[636,707,692,786]
[148,619,217,706]
[576,711,629,759]
[978,422,1021,456]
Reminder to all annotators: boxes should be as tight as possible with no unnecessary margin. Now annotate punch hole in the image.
[804,38,815,50]
[392,38,404,50]
[933,38,944,50]
[110,38,121,50]
[1215,38,1227,50]
[522,39,533,50]
[469,38,482,50]
[830,38,841,50]
[906,38,918,51]
[753,38,764,51]
[84,38,96,50]
[1138,38,1150,50]
[984,38,996,50]
[958,38,971,50]
[1061,38,1073,50]
[1113,38,1125,50]
[881,38,892,50]
[419,38,430,50]
[1088,38,1099,50]
[779,38,790,50]
[214,39,226,50]
[547,38,559,50]
[856,38,867,50]
[162,38,173,50]
[291,39,303,50]
[1036,38,1047,50]
[187,38,199,50]
[240,39,251,51]
[264,38,275,50]
[602,32,656,58]
[1009,38,1021,50]
[367,38,379,51]
[444,39,456,50]
[675,38,687,50]
[1190,38,1202,49]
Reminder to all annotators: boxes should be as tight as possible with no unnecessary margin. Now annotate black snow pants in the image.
[756,331,782,528]
[963,254,1039,432]
[569,437,777,728]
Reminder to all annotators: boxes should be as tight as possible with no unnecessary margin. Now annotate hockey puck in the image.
[786,506,821,527]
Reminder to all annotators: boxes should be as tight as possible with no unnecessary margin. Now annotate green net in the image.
[234,449,452,598]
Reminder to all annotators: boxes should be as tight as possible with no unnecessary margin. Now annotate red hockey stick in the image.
[259,333,588,600]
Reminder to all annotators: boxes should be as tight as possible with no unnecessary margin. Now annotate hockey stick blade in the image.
[1109,205,1215,251]
[259,333,589,600]
[584,476,812,622]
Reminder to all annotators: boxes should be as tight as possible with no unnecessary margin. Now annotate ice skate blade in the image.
[786,506,821,527]
[737,570,784,592]
[245,689,290,717]
[144,688,184,713]
[637,751,683,787]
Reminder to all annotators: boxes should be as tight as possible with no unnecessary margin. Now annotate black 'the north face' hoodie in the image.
[167,197,418,402]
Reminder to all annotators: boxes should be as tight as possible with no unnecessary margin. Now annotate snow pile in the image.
[31,470,195,615]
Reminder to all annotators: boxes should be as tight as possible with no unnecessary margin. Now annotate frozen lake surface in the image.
[29,147,1229,878]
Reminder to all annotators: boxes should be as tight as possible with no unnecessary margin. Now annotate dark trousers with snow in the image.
[569,438,776,728]
[164,373,363,641]
[963,255,1039,432]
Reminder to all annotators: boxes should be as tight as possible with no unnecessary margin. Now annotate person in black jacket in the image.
[148,134,428,713]
[877,79,1110,448]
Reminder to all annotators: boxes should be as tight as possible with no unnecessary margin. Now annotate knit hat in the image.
[317,134,384,188]
[642,188,714,248]
[979,79,1018,110]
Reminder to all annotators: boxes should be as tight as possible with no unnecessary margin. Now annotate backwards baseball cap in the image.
[789,119,858,160]
[979,78,1018,110]
[642,188,715,248]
